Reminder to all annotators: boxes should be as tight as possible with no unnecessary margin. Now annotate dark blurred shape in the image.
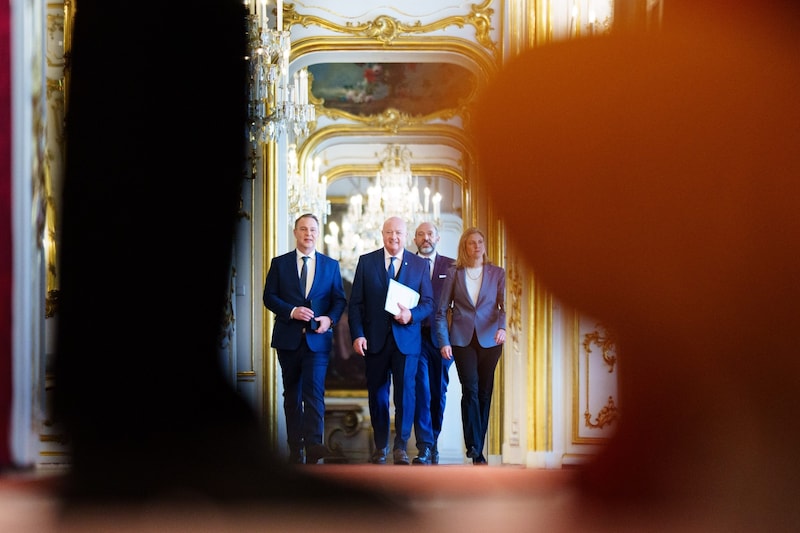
[54,0,403,515]
[474,1,800,529]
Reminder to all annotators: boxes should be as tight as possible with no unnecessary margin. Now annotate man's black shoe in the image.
[369,447,388,464]
[412,447,433,465]
[392,448,410,465]
[305,443,329,465]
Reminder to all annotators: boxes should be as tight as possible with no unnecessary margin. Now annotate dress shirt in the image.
[385,252,401,279]
[418,252,436,279]
[297,250,315,297]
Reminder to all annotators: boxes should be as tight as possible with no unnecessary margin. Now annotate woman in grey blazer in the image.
[434,227,506,464]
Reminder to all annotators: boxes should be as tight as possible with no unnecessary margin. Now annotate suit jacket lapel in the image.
[395,251,407,282]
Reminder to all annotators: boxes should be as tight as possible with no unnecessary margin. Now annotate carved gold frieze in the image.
[285,1,496,57]
[325,106,464,133]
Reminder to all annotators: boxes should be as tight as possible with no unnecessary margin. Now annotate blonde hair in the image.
[455,227,491,268]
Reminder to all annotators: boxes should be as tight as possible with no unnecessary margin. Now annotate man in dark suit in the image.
[264,213,346,465]
[412,221,455,464]
[349,216,434,465]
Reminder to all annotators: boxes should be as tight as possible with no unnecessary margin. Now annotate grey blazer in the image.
[434,263,506,349]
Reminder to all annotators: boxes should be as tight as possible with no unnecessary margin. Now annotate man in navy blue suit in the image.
[349,216,434,465]
[412,221,455,464]
[264,213,347,464]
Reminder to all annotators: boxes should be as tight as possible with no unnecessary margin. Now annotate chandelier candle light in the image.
[246,0,321,218]
[287,144,330,225]
[246,0,314,142]
[325,145,442,280]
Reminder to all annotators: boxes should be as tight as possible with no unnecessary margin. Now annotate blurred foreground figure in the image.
[474,1,800,530]
[54,0,399,519]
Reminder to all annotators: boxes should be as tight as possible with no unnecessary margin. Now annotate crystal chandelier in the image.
[324,145,442,281]
[246,0,323,225]
[287,144,330,225]
[246,0,315,144]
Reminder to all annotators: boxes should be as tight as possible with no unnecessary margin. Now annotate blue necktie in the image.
[426,257,433,279]
[300,256,309,297]
[387,256,396,282]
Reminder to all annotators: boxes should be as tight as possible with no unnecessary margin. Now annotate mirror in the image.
[287,59,474,396]
[321,151,464,394]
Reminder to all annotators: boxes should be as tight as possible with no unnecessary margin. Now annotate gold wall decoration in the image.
[285,0,496,57]
[503,254,524,449]
[582,323,619,431]
[507,257,523,345]
[367,108,440,134]
[584,395,618,429]
[572,314,619,445]
[43,2,70,319]
[582,322,617,372]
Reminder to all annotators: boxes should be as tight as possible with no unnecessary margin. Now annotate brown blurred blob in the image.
[474,2,800,529]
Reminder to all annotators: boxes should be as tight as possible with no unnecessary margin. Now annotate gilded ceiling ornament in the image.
[286,1,496,57]
[319,105,464,131]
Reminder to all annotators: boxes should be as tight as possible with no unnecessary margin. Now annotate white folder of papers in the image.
[384,278,420,315]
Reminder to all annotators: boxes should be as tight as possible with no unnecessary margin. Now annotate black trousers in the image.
[452,333,502,455]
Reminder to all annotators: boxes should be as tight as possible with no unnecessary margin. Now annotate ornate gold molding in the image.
[584,396,619,429]
[583,322,617,372]
[293,37,497,76]
[325,163,463,187]
[319,105,467,133]
[508,257,523,346]
[285,1,496,58]
[502,253,523,450]
[299,122,477,156]
[582,323,619,431]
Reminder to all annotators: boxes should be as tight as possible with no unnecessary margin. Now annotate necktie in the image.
[387,256,396,282]
[426,257,433,279]
[300,255,309,297]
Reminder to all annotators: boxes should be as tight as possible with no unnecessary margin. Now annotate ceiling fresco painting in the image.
[308,62,476,117]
